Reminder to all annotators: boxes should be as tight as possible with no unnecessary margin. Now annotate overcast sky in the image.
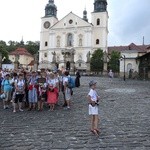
[0,0,149,46]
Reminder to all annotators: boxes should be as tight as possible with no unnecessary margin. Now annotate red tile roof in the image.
[108,43,149,54]
[9,47,33,57]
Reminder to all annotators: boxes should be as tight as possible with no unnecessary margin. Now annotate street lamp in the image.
[0,53,2,68]
[120,55,126,81]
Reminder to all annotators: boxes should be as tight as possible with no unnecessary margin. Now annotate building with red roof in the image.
[9,47,34,69]
[108,43,150,79]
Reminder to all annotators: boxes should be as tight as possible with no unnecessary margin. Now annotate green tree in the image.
[0,40,9,60]
[108,51,120,73]
[90,49,104,73]
[25,41,40,55]
[7,40,19,52]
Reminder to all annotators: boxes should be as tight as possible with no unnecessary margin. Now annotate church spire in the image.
[45,0,57,17]
[94,0,107,12]
[83,8,88,22]
[20,36,24,47]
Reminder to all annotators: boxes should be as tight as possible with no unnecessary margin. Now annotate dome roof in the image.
[83,9,87,15]
[45,0,57,17]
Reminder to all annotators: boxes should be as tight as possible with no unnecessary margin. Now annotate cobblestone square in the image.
[0,77,150,150]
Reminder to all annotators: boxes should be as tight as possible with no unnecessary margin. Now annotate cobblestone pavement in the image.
[0,77,150,150]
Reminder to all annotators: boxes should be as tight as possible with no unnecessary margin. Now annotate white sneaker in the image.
[19,109,23,112]
[13,110,16,113]
[67,106,70,109]
[3,105,9,109]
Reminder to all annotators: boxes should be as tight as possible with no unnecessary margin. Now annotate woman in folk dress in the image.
[28,71,38,110]
[47,72,57,111]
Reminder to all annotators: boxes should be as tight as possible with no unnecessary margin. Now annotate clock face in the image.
[44,21,50,29]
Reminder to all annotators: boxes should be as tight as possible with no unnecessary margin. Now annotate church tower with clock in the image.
[40,0,58,63]
[39,0,108,72]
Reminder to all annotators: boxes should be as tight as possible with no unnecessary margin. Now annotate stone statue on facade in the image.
[86,51,91,62]
[52,51,56,63]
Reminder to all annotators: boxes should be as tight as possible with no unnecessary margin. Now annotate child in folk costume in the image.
[47,72,57,111]
[87,80,100,136]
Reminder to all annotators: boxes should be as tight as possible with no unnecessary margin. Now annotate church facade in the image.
[39,0,108,72]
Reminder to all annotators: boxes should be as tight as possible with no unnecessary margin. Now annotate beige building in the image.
[108,43,148,78]
[39,0,108,72]
[9,47,34,69]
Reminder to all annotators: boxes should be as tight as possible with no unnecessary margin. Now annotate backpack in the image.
[1,79,11,91]
[67,76,76,89]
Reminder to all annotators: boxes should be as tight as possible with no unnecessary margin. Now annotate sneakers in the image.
[13,110,16,113]
[64,106,71,110]
[3,105,9,109]
[13,109,23,113]
[62,103,67,107]
[19,109,23,112]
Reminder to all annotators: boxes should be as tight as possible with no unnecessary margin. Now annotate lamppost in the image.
[0,53,2,68]
[120,55,126,81]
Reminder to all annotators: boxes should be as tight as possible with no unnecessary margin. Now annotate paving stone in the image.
[0,77,150,149]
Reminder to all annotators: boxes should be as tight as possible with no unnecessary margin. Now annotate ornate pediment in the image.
[61,48,75,55]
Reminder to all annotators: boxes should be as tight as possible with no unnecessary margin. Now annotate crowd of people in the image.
[0,68,101,136]
[0,68,81,112]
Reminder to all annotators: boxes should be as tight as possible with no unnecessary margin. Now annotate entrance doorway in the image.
[66,61,70,70]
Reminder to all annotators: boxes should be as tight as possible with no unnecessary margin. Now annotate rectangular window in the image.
[45,41,48,46]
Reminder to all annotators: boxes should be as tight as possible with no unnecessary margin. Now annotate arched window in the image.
[56,36,60,47]
[127,63,132,73]
[97,18,100,25]
[96,39,99,45]
[45,41,48,46]
[78,34,83,46]
[79,39,82,46]
[67,33,73,46]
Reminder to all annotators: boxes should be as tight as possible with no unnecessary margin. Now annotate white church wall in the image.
[39,1,108,70]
